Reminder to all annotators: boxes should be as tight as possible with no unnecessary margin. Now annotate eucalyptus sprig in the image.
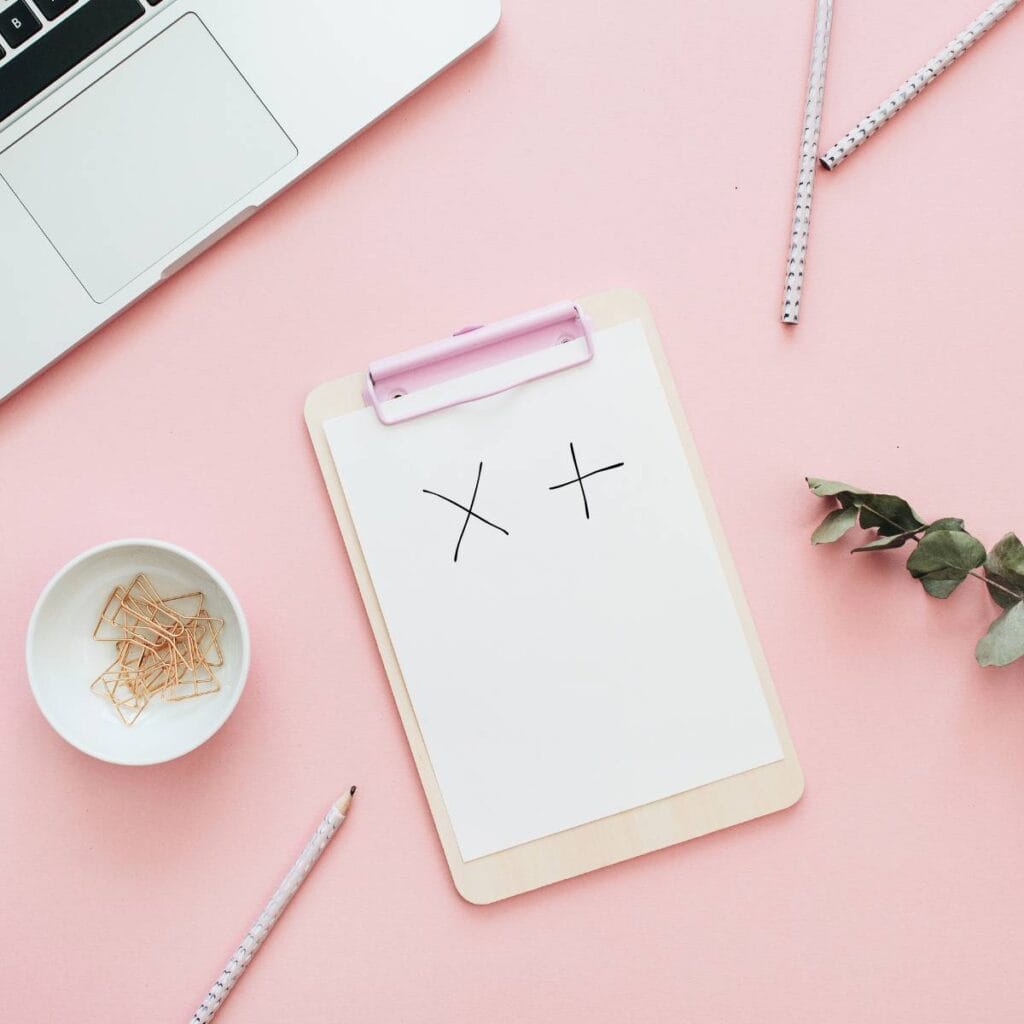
[807,478,1024,667]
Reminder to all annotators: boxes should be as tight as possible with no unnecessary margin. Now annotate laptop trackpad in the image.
[0,15,296,303]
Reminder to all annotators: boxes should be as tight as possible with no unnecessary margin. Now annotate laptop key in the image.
[33,0,80,21]
[0,2,42,48]
[0,0,144,122]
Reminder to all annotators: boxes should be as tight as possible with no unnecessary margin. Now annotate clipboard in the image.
[305,288,803,903]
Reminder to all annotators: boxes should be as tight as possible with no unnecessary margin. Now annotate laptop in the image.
[0,0,500,400]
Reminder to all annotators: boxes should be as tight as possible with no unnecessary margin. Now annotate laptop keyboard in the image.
[0,0,163,124]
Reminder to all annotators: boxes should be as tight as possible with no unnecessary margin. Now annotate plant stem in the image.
[966,569,1021,601]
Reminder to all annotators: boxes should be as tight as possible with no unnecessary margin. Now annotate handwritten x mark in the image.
[423,462,510,562]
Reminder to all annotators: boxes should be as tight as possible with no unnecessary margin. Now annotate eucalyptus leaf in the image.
[906,529,985,578]
[806,478,869,509]
[851,531,917,553]
[976,601,1024,667]
[858,494,925,536]
[984,533,1024,610]
[811,506,860,545]
[925,518,965,534]
[806,478,867,498]
[919,568,967,599]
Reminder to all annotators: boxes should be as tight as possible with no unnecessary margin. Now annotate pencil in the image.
[189,788,357,1024]
[821,0,1020,170]
[781,0,834,325]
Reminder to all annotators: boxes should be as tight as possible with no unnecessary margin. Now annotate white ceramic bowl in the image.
[27,539,250,766]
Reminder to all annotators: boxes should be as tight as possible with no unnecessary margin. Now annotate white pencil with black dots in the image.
[782,0,834,325]
[189,788,357,1024]
[821,0,1020,170]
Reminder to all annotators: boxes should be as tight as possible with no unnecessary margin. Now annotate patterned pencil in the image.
[781,0,835,325]
[190,788,356,1024]
[821,0,1020,170]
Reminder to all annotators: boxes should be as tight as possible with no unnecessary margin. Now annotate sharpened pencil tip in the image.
[333,787,357,814]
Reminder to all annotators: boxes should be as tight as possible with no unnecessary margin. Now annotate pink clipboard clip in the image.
[364,301,595,426]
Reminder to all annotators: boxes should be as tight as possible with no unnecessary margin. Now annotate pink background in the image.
[4,1,1024,1019]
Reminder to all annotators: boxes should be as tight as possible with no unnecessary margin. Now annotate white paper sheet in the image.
[325,320,783,861]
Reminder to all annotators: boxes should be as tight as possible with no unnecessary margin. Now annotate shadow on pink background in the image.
[3,2,1024,1020]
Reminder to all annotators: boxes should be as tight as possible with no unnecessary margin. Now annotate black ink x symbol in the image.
[423,462,510,562]
[548,442,624,519]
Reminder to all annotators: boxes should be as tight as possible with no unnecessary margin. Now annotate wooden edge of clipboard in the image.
[304,287,804,905]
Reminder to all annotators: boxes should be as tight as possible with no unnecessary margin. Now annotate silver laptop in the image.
[0,0,499,400]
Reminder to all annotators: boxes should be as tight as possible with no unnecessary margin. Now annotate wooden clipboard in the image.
[305,287,803,904]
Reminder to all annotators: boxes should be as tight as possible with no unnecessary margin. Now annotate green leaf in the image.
[811,506,860,545]
[858,494,925,536]
[984,533,1024,610]
[976,602,1024,667]
[924,518,965,534]
[806,477,869,510]
[919,568,967,599]
[903,521,971,579]
[851,530,918,553]
[806,478,867,498]
[906,529,986,578]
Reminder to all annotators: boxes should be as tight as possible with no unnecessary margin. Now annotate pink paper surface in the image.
[3,2,1024,1020]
